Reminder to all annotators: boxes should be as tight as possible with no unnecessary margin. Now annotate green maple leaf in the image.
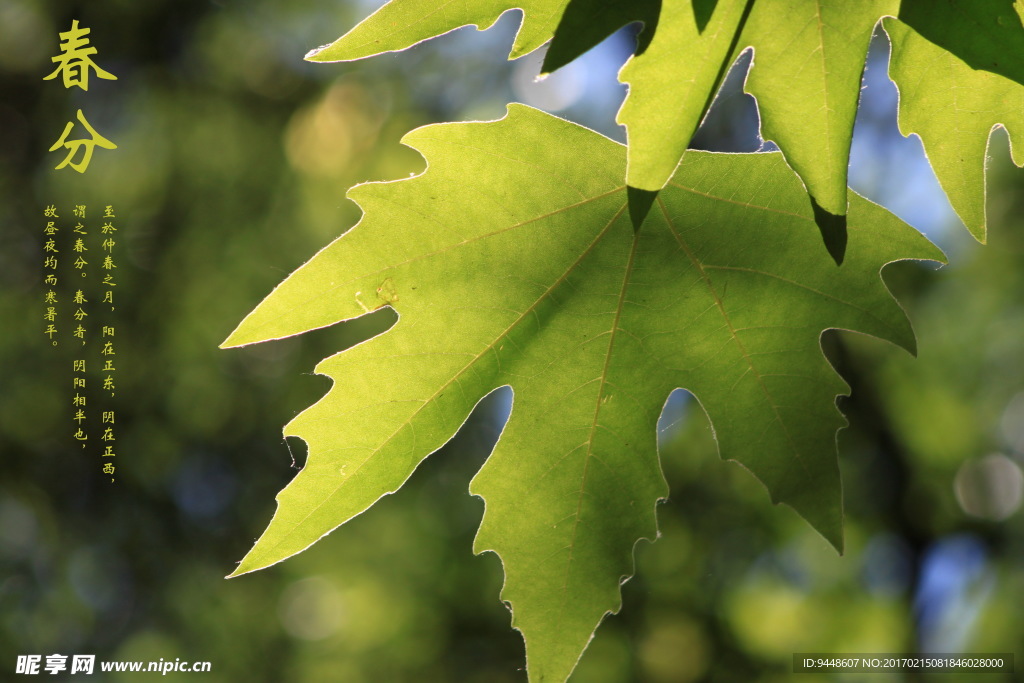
[223,105,941,682]
[885,15,1024,242]
[306,0,1024,241]
[619,0,893,219]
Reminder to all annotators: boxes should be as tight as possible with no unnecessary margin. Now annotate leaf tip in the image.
[303,45,327,61]
[304,39,347,62]
[827,526,845,556]
[219,326,251,350]
[627,186,658,230]
[226,549,280,578]
[811,198,848,266]
[225,558,255,579]
[777,487,844,557]
[816,495,845,554]
[797,504,844,555]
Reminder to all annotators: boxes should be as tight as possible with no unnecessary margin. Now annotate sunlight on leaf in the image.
[223,105,942,683]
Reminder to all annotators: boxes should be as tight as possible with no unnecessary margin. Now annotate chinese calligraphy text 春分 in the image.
[44,21,118,173]
[40,20,124,481]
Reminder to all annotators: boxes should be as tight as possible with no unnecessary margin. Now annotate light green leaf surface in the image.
[897,0,1024,87]
[620,0,896,213]
[223,105,941,682]
[617,0,751,191]
[306,0,568,62]
[738,0,897,216]
[307,0,1024,228]
[885,17,1024,242]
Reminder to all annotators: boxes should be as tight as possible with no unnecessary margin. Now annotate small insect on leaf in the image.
[376,277,399,306]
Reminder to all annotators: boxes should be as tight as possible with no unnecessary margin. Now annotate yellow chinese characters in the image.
[44,21,118,173]
[43,20,117,91]
[49,109,117,173]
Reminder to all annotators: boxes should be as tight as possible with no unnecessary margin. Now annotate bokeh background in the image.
[1,1,1022,681]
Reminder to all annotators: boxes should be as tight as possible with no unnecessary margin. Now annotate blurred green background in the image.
[1,1,1022,681]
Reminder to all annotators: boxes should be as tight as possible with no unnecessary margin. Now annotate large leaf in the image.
[307,0,1024,236]
[223,105,941,682]
[884,16,1024,242]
